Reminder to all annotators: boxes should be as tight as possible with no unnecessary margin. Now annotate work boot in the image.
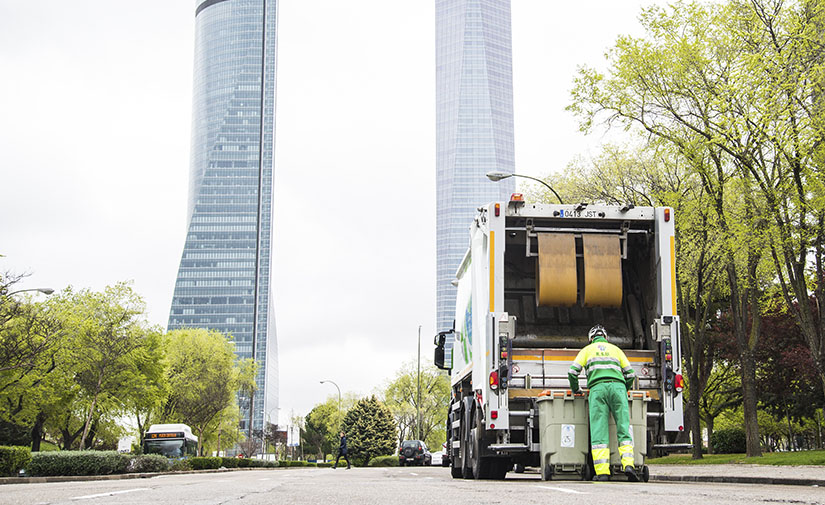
[593,475,609,482]
[624,466,639,482]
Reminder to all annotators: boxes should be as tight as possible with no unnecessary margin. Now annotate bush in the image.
[278,460,289,467]
[189,457,222,470]
[29,451,130,476]
[316,462,332,468]
[264,461,278,468]
[169,459,192,471]
[0,446,31,477]
[368,455,399,467]
[237,458,250,468]
[711,428,747,454]
[289,460,306,467]
[305,462,317,467]
[127,455,169,474]
[220,457,239,468]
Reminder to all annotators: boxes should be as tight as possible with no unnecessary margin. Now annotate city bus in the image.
[143,424,198,457]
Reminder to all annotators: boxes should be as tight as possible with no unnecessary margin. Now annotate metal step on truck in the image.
[434,196,686,480]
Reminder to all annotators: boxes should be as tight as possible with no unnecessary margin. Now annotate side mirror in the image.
[434,330,453,371]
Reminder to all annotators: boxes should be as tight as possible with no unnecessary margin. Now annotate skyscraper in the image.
[436,0,516,359]
[168,0,279,435]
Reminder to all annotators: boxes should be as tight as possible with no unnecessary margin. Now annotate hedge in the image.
[289,460,306,467]
[711,428,747,454]
[316,462,332,468]
[127,455,168,474]
[237,458,250,468]
[29,451,130,476]
[0,446,31,476]
[189,457,222,470]
[220,457,239,468]
[368,455,399,467]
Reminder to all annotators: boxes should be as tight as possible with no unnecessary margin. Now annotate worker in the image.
[568,324,638,482]
[332,431,351,469]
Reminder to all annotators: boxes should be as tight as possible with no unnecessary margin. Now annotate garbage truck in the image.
[434,196,686,480]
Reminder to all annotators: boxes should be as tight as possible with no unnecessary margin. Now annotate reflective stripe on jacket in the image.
[568,337,634,389]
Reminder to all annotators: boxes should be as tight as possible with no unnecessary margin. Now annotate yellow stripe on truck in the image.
[489,230,495,313]
[670,235,677,315]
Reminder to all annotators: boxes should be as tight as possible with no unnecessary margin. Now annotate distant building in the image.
[436,0,516,360]
[168,0,279,435]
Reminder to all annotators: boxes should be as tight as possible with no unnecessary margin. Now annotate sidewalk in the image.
[649,464,825,486]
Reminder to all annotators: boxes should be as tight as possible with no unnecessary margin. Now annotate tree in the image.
[341,396,396,466]
[303,401,338,459]
[381,361,450,449]
[161,328,256,455]
[567,0,793,456]
[699,362,742,453]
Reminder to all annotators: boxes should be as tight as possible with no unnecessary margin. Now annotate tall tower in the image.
[436,0,516,360]
[169,0,279,436]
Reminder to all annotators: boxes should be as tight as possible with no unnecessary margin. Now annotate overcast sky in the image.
[0,1,654,424]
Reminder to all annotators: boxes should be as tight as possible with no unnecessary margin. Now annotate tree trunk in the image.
[687,391,703,459]
[30,412,45,452]
[79,376,103,450]
[706,417,714,454]
[740,352,762,457]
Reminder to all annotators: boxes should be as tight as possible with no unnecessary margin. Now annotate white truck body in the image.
[435,200,685,479]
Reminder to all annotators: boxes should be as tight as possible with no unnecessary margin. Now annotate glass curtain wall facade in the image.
[436,0,515,361]
[169,0,279,436]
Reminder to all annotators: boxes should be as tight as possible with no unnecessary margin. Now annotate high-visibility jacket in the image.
[568,336,635,391]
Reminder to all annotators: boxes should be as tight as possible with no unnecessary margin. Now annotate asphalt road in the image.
[2,467,822,505]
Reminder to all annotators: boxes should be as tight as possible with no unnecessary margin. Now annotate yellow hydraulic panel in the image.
[582,234,623,307]
[536,233,577,307]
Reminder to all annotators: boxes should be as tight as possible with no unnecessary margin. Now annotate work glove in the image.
[568,374,581,393]
[625,377,634,391]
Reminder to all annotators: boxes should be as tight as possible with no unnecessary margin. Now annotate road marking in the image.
[70,488,150,500]
[535,485,587,495]
[259,478,270,481]
[409,472,418,476]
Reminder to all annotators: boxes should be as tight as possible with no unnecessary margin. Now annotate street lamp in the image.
[485,171,564,204]
[7,288,55,296]
[417,325,422,441]
[320,380,342,422]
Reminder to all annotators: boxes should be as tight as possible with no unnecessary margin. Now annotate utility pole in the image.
[417,325,422,440]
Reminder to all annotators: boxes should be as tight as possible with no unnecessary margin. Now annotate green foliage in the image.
[342,396,397,467]
[189,457,222,470]
[169,459,191,471]
[711,428,748,454]
[381,362,450,449]
[278,460,289,467]
[127,454,168,473]
[237,458,250,468]
[0,446,31,476]
[220,457,239,468]
[289,460,306,467]
[368,455,399,467]
[160,329,256,455]
[316,461,332,467]
[28,451,130,476]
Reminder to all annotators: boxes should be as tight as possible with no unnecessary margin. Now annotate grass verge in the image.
[647,450,825,466]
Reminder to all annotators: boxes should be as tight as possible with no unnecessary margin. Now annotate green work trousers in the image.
[589,381,634,475]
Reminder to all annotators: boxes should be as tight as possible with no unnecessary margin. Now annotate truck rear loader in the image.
[434,197,686,480]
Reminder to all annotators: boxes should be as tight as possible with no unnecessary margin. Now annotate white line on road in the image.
[409,472,418,476]
[70,488,150,501]
[259,478,271,481]
[535,485,587,495]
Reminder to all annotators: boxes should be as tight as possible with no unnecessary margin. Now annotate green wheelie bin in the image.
[537,389,592,481]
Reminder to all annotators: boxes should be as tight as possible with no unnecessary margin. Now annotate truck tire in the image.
[461,397,474,479]
[471,407,494,479]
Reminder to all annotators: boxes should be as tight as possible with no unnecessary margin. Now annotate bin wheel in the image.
[542,465,553,481]
[581,463,593,481]
[642,465,649,483]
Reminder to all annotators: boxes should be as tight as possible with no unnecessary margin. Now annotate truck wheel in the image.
[471,408,493,479]
[461,397,474,479]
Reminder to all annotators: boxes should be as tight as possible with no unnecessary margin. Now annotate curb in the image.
[0,466,311,485]
[650,474,824,487]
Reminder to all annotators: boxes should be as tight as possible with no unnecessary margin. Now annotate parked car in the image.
[398,440,432,466]
[440,441,450,467]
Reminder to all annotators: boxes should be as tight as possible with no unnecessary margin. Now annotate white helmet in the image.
[588,325,608,342]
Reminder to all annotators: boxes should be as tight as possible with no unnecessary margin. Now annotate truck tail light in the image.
[489,370,499,390]
[491,410,498,420]
[510,193,524,202]
[494,203,500,216]
[664,208,671,222]
[674,374,684,393]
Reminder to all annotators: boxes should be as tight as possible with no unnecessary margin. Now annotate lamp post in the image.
[417,325,422,441]
[6,288,55,296]
[320,380,342,424]
[485,171,564,204]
